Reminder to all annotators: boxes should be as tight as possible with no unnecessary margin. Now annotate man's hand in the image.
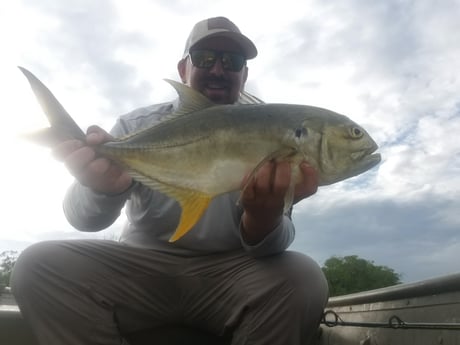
[240,161,318,245]
[52,126,133,195]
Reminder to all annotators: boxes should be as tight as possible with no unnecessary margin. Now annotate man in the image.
[11,17,328,344]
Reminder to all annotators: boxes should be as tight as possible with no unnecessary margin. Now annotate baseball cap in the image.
[182,17,258,59]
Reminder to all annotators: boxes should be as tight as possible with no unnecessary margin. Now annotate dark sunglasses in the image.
[189,49,246,72]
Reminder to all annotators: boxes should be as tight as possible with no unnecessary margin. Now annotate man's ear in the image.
[177,59,187,83]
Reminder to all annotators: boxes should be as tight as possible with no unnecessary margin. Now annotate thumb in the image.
[86,125,113,145]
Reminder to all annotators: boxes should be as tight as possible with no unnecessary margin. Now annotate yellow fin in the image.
[169,192,212,242]
[122,168,212,242]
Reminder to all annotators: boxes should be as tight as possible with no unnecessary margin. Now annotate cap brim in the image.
[190,31,258,59]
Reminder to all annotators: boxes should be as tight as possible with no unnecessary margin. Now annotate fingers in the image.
[75,157,118,189]
[52,125,112,162]
[63,146,97,176]
[271,161,291,196]
[52,140,84,161]
[48,125,132,194]
[240,161,288,243]
[242,160,319,205]
[241,161,291,215]
[53,126,113,168]
[250,161,290,198]
[241,160,319,244]
[86,125,113,145]
[293,162,319,203]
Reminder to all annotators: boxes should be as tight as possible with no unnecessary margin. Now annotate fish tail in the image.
[18,66,86,146]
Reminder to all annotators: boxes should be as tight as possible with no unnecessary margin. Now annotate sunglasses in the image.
[189,49,246,72]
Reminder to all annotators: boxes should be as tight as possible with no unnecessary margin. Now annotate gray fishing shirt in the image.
[63,101,296,257]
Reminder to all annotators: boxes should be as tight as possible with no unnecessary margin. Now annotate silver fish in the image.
[19,67,381,241]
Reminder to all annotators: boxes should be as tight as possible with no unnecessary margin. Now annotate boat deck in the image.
[2,273,460,344]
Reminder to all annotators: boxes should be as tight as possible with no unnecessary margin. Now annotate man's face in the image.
[178,37,248,104]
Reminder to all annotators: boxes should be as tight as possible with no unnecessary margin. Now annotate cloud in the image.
[19,1,154,114]
[268,2,460,283]
[291,193,460,282]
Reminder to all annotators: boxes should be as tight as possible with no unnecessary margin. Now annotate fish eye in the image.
[350,126,364,138]
[295,127,308,138]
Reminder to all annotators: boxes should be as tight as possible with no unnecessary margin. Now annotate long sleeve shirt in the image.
[63,101,296,257]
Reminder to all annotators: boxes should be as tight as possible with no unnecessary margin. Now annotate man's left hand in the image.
[240,161,318,245]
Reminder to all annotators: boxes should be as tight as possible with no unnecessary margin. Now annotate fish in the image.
[19,66,381,242]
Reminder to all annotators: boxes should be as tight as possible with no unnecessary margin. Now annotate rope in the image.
[322,310,460,331]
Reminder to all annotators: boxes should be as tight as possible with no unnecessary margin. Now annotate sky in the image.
[1,0,459,284]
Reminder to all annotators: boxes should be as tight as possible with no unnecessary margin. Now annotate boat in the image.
[318,272,460,344]
[1,272,460,344]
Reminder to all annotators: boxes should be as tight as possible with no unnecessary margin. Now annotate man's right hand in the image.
[52,125,133,195]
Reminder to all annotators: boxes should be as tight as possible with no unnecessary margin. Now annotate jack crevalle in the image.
[19,67,381,242]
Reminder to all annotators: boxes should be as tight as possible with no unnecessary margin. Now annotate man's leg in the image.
[12,241,327,345]
[10,240,182,345]
[181,250,328,345]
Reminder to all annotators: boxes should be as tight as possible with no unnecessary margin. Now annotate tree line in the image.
[0,251,18,292]
[322,255,401,296]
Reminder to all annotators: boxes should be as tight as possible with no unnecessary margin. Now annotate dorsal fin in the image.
[238,90,265,104]
[163,79,216,120]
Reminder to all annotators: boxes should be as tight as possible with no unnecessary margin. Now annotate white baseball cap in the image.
[182,17,258,59]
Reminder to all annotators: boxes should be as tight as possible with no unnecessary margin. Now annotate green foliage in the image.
[322,255,401,297]
[0,251,18,289]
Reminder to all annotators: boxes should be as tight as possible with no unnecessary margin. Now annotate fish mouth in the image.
[351,147,382,170]
[365,152,382,168]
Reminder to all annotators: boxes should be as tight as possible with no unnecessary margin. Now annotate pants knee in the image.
[10,241,59,298]
[277,251,329,313]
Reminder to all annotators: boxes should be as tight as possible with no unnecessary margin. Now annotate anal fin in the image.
[169,190,212,242]
[122,168,213,242]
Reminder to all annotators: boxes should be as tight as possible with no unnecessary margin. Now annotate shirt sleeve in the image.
[63,182,135,231]
[239,215,295,257]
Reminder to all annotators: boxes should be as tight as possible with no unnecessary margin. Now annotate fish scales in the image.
[101,104,319,194]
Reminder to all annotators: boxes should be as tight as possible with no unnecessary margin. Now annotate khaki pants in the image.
[11,240,328,345]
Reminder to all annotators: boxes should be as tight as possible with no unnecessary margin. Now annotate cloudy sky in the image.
[1,0,459,284]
